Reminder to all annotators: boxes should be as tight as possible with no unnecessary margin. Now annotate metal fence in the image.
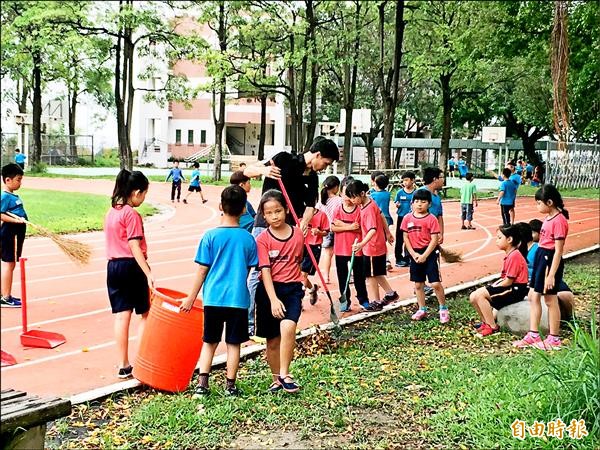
[544,142,600,189]
[1,133,94,166]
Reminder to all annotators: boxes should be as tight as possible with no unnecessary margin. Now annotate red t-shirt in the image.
[332,203,363,257]
[305,210,330,246]
[501,249,528,284]
[104,205,147,259]
[400,213,440,250]
[256,226,304,283]
[539,213,569,250]
[359,200,387,257]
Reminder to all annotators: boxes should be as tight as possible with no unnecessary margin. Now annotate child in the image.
[165,160,185,203]
[371,174,394,270]
[368,171,384,195]
[1,163,27,307]
[401,189,449,323]
[254,189,305,393]
[394,172,416,268]
[229,170,256,233]
[346,180,398,311]
[448,156,456,178]
[457,156,467,180]
[469,225,529,336]
[460,172,478,230]
[331,177,369,311]
[183,162,207,204]
[301,207,329,305]
[514,185,569,350]
[14,149,26,170]
[498,168,517,226]
[104,169,153,378]
[316,176,342,284]
[180,185,258,396]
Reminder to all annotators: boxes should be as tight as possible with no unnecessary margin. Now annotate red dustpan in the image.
[1,349,17,366]
[19,258,66,349]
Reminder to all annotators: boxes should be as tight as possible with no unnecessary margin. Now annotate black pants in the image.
[171,181,182,200]
[500,205,512,226]
[394,218,408,263]
[335,255,368,304]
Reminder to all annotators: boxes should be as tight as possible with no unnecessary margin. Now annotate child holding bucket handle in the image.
[180,185,258,396]
[104,169,153,379]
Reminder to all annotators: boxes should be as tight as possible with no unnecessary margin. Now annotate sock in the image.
[198,373,209,389]
[549,334,560,340]
[226,377,236,389]
[420,306,427,311]
[529,330,540,337]
[439,305,448,310]
[385,290,395,296]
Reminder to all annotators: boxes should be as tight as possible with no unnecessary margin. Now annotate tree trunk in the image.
[288,67,298,154]
[343,108,354,174]
[258,93,267,160]
[125,26,135,168]
[362,131,377,170]
[213,1,227,181]
[69,90,77,158]
[31,51,43,165]
[18,78,28,155]
[114,1,132,170]
[304,60,319,151]
[381,101,394,169]
[439,73,452,173]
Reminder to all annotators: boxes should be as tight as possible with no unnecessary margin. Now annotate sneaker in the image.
[365,301,383,311]
[424,286,434,297]
[411,309,428,321]
[1,295,22,308]
[473,322,484,330]
[395,260,409,268]
[340,302,351,313]
[277,375,301,393]
[225,385,242,396]
[476,323,499,337]
[461,225,467,230]
[202,200,208,204]
[535,335,562,351]
[382,291,399,305]
[193,385,210,397]
[439,308,450,324]
[309,284,319,305]
[117,365,133,379]
[360,301,371,310]
[268,380,282,393]
[512,331,542,348]
[183,199,188,204]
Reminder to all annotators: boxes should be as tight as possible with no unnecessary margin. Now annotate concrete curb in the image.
[69,244,599,405]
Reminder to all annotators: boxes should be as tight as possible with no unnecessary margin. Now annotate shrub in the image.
[30,162,47,173]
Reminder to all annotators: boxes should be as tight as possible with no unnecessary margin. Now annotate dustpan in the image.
[1,349,17,366]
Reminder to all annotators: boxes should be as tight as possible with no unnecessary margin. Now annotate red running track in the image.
[1,177,598,398]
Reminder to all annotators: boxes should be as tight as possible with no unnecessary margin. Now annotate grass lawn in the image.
[18,189,157,236]
[48,253,599,449]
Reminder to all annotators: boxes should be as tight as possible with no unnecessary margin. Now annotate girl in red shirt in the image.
[469,225,529,337]
[346,180,397,311]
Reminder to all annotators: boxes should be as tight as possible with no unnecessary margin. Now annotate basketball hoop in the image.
[481,127,506,144]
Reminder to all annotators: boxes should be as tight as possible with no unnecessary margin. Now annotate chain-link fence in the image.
[1,133,94,166]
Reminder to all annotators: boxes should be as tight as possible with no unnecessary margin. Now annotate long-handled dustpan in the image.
[19,258,66,349]
[1,350,17,366]
[339,239,358,311]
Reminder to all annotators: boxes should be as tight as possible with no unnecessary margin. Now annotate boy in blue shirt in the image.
[229,170,256,233]
[180,185,258,396]
[165,160,185,203]
[1,163,27,307]
[498,168,517,226]
[183,162,207,204]
[14,149,26,170]
[394,171,416,267]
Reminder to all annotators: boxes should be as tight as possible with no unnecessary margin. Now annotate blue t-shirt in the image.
[394,188,414,217]
[14,153,26,164]
[189,169,200,187]
[0,191,27,219]
[526,243,538,281]
[417,186,443,217]
[239,201,256,233]
[499,179,517,205]
[516,165,523,174]
[194,227,258,308]
[457,159,467,175]
[509,173,521,189]
[371,190,392,222]
[166,167,185,183]
[526,164,533,174]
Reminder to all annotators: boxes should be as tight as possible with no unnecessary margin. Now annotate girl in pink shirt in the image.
[346,180,397,311]
[316,176,342,284]
[104,170,153,379]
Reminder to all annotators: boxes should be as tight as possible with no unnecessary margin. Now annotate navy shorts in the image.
[203,306,248,344]
[107,258,150,314]
[255,281,303,339]
[485,283,528,310]
[409,248,441,283]
[188,185,202,192]
[301,244,322,275]
[363,254,387,277]
[0,222,26,263]
[530,247,564,295]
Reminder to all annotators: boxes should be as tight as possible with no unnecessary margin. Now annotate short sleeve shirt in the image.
[499,180,517,205]
[256,226,304,283]
[539,213,569,250]
[104,205,147,259]
[190,169,200,187]
[371,190,392,222]
[460,182,477,204]
[332,203,362,257]
[239,200,256,233]
[501,249,528,284]
[526,243,539,281]
[509,173,522,189]
[0,191,27,219]
[316,196,342,224]
[417,186,443,217]
[167,168,184,182]
[359,200,387,257]
[305,210,329,246]
[394,188,414,217]
[195,227,258,308]
[15,154,26,164]
[401,213,440,250]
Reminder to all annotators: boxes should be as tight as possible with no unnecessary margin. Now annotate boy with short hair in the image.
[1,163,27,307]
[183,162,207,204]
[14,149,26,170]
[368,171,384,195]
[180,185,258,396]
[394,171,416,267]
[230,170,256,233]
[165,160,185,203]
[460,172,478,230]
[498,168,517,226]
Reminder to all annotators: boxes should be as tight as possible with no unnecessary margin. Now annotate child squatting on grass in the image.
[180,185,258,396]
[469,225,529,337]
[254,189,305,393]
[104,169,153,379]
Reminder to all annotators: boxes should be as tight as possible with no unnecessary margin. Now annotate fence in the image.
[0,133,94,166]
[544,142,600,189]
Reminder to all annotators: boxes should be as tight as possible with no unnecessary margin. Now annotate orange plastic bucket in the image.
[133,288,203,392]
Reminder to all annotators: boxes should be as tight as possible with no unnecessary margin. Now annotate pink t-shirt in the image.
[359,200,387,257]
[257,226,304,283]
[316,196,343,224]
[104,205,147,259]
[539,213,569,250]
[400,213,440,250]
[332,203,362,257]
[501,249,528,284]
[305,210,329,246]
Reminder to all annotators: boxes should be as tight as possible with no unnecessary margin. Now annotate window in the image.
[175,129,181,145]
[200,130,206,144]
[188,130,194,145]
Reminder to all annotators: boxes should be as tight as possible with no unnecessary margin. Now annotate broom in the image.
[6,212,92,265]
[440,246,463,263]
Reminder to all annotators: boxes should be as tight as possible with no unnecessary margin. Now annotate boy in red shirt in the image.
[301,208,329,305]
[401,189,449,323]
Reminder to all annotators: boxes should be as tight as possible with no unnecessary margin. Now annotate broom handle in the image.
[20,258,28,333]
[343,239,359,295]
[5,212,32,226]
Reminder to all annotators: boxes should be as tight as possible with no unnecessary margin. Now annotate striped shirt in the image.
[316,196,342,223]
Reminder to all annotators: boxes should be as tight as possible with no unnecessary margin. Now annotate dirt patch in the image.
[231,430,313,449]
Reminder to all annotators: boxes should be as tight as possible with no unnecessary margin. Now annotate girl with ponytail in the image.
[316,175,341,283]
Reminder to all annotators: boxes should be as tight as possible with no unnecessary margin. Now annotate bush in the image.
[30,162,47,174]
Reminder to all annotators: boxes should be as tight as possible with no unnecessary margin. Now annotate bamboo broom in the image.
[440,246,463,263]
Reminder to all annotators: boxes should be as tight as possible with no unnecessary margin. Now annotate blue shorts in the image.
[530,247,564,295]
[107,258,150,314]
[409,248,441,283]
[301,244,322,275]
[255,281,303,339]
[461,203,474,221]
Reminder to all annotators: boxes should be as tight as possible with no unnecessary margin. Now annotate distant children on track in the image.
[498,168,517,226]
[104,169,153,379]
[180,185,258,396]
[1,163,27,308]
[460,172,478,230]
[166,160,185,203]
[394,171,416,268]
[183,162,207,204]
[14,149,26,170]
